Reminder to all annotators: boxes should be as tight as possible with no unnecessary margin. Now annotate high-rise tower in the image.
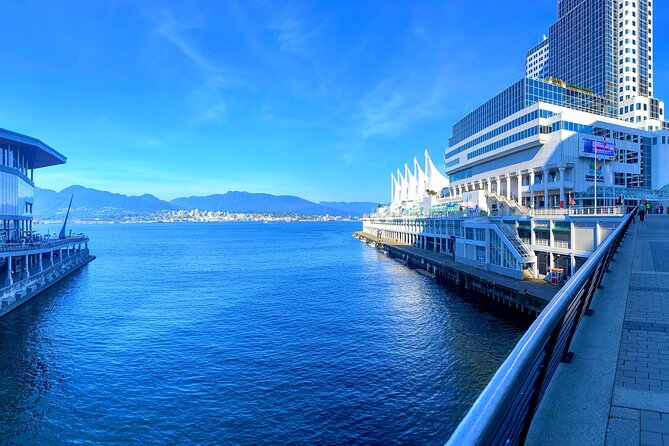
[525,0,664,128]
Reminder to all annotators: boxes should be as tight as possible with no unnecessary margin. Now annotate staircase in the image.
[496,223,536,263]
[487,192,529,215]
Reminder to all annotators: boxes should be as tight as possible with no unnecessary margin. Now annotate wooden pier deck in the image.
[355,231,559,316]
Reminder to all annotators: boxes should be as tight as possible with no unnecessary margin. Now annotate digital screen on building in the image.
[582,139,615,160]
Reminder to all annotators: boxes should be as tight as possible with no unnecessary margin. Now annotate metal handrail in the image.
[0,235,88,253]
[446,207,636,446]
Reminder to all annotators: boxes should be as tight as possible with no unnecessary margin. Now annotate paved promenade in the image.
[527,215,669,446]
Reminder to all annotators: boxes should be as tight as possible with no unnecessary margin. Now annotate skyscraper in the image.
[525,0,663,128]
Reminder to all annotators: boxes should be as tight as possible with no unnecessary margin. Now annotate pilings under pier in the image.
[355,231,558,318]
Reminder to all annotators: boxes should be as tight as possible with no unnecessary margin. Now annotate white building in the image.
[363,0,669,282]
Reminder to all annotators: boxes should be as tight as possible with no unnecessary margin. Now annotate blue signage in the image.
[582,139,615,160]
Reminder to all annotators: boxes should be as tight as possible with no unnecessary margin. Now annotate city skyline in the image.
[2,1,669,203]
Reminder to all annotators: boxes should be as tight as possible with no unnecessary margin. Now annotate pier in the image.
[0,235,95,318]
[355,231,558,317]
[525,215,669,445]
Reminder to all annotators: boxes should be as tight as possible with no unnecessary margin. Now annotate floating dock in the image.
[355,231,558,317]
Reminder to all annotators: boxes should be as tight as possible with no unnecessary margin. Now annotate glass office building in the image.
[448,77,615,149]
[0,128,66,242]
[548,0,618,113]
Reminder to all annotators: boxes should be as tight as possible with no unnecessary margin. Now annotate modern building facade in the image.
[526,0,664,127]
[363,0,669,282]
[0,127,94,318]
[0,128,66,243]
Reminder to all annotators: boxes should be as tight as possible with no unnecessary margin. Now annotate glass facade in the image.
[448,78,614,150]
[549,0,618,112]
[0,172,32,216]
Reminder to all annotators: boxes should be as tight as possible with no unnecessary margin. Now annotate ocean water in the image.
[0,222,526,445]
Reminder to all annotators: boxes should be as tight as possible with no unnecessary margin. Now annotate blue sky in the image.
[2,1,669,203]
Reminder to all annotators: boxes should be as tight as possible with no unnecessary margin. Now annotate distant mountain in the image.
[170,191,358,216]
[34,186,175,220]
[319,201,379,215]
[32,186,370,220]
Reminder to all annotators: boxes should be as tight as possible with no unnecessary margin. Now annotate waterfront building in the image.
[363,0,669,282]
[0,128,94,318]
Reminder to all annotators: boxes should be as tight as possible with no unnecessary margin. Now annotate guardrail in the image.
[446,207,636,446]
[0,235,88,254]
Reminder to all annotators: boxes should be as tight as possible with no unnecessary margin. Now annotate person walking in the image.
[640,207,646,222]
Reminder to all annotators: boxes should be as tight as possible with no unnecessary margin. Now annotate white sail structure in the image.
[389,150,450,207]
[405,163,417,201]
[424,149,449,194]
[396,168,407,203]
[414,157,427,198]
[391,173,402,204]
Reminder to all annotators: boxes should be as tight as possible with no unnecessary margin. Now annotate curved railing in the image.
[446,208,636,446]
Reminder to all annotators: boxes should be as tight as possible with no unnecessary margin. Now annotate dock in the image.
[0,236,95,318]
[526,215,669,445]
[355,231,558,317]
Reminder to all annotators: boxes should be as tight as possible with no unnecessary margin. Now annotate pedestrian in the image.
[639,207,646,222]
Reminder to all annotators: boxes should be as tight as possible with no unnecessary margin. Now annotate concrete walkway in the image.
[526,215,669,446]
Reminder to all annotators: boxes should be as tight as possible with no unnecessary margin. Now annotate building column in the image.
[6,256,12,285]
[38,253,43,272]
[559,167,566,208]
[24,255,29,278]
[570,254,576,275]
[529,171,535,208]
[50,251,54,267]
[517,173,522,203]
[543,169,549,209]
[496,177,501,196]
[486,179,492,194]
[505,175,511,200]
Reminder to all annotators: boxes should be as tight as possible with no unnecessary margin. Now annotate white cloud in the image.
[156,13,235,123]
[357,74,448,138]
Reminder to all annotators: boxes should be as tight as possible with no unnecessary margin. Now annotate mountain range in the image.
[33,186,378,221]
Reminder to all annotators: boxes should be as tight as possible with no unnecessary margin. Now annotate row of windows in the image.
[446,109,543,158]
[449,169,473,182]
[551,121,593,134]
[466,126,539,161]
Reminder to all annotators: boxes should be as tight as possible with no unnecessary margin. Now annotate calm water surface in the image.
[0,222,526,445]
